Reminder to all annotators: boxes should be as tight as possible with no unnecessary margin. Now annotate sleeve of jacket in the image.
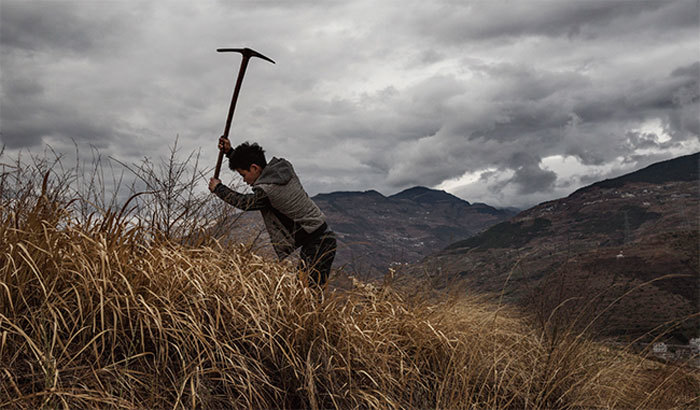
[213,183,270,211]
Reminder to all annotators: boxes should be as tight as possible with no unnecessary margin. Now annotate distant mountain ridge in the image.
[312,186,516,275]
[413,153,699,343]
[573,152,699,194]
[316,190,387,200]
[389,186,469,204]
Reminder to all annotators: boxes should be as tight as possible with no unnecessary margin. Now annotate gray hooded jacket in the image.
[213,157,327,259]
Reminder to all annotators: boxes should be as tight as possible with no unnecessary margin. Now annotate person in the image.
[209,137,336,289]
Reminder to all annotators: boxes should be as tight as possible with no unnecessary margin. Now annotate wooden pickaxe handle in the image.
[214,48,275,179]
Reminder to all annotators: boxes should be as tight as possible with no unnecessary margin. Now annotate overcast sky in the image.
[1,0,698,209]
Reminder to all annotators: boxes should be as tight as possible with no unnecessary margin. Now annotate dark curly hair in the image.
[228,141,267,171]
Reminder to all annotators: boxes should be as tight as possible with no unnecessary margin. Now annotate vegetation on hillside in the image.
[1,147,697,408]
[445,218,552,251]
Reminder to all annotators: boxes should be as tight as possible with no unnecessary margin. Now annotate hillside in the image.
[1,164,698,408]
[414,153,699,344]
[313,186,516,276]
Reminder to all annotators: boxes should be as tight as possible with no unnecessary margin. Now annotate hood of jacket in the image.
[253,157,294,186]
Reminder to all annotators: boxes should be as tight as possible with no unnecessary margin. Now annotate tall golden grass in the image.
[1,149,698,408]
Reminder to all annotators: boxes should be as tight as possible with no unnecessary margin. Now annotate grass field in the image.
[1,150,698,409]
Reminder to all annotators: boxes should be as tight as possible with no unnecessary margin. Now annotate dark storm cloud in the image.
[668,62,700,138]
[1,2,96,52]
[0,1,140,53]
[1,0,698,209]
[0,0,148,151]
[567,64,699,132]
[0,60,115,149]
[559,62,699,165]
[378,54,698,197]
[506,152,557,194]
[411,0,694,43]
[672,62,700,78]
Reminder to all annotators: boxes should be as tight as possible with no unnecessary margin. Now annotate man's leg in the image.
[299,232,337,288]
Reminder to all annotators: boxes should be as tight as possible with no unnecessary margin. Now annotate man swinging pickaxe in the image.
[209,47,338,289]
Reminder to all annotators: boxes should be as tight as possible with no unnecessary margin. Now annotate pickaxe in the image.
[214,47,275,179]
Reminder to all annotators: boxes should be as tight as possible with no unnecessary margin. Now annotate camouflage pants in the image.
[298,231,337,288]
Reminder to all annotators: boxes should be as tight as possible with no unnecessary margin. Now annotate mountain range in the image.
[409,153,699,343]
[312,187,516,276]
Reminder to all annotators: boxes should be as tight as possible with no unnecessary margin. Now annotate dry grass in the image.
[1,150,698,409]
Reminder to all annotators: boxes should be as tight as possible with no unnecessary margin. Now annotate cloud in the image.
[1,0,698,210]
[409,1,693,43]
[0,1,142,54]
[506,152,558,194]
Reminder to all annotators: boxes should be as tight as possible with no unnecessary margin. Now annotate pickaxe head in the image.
[217,47,276,65]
